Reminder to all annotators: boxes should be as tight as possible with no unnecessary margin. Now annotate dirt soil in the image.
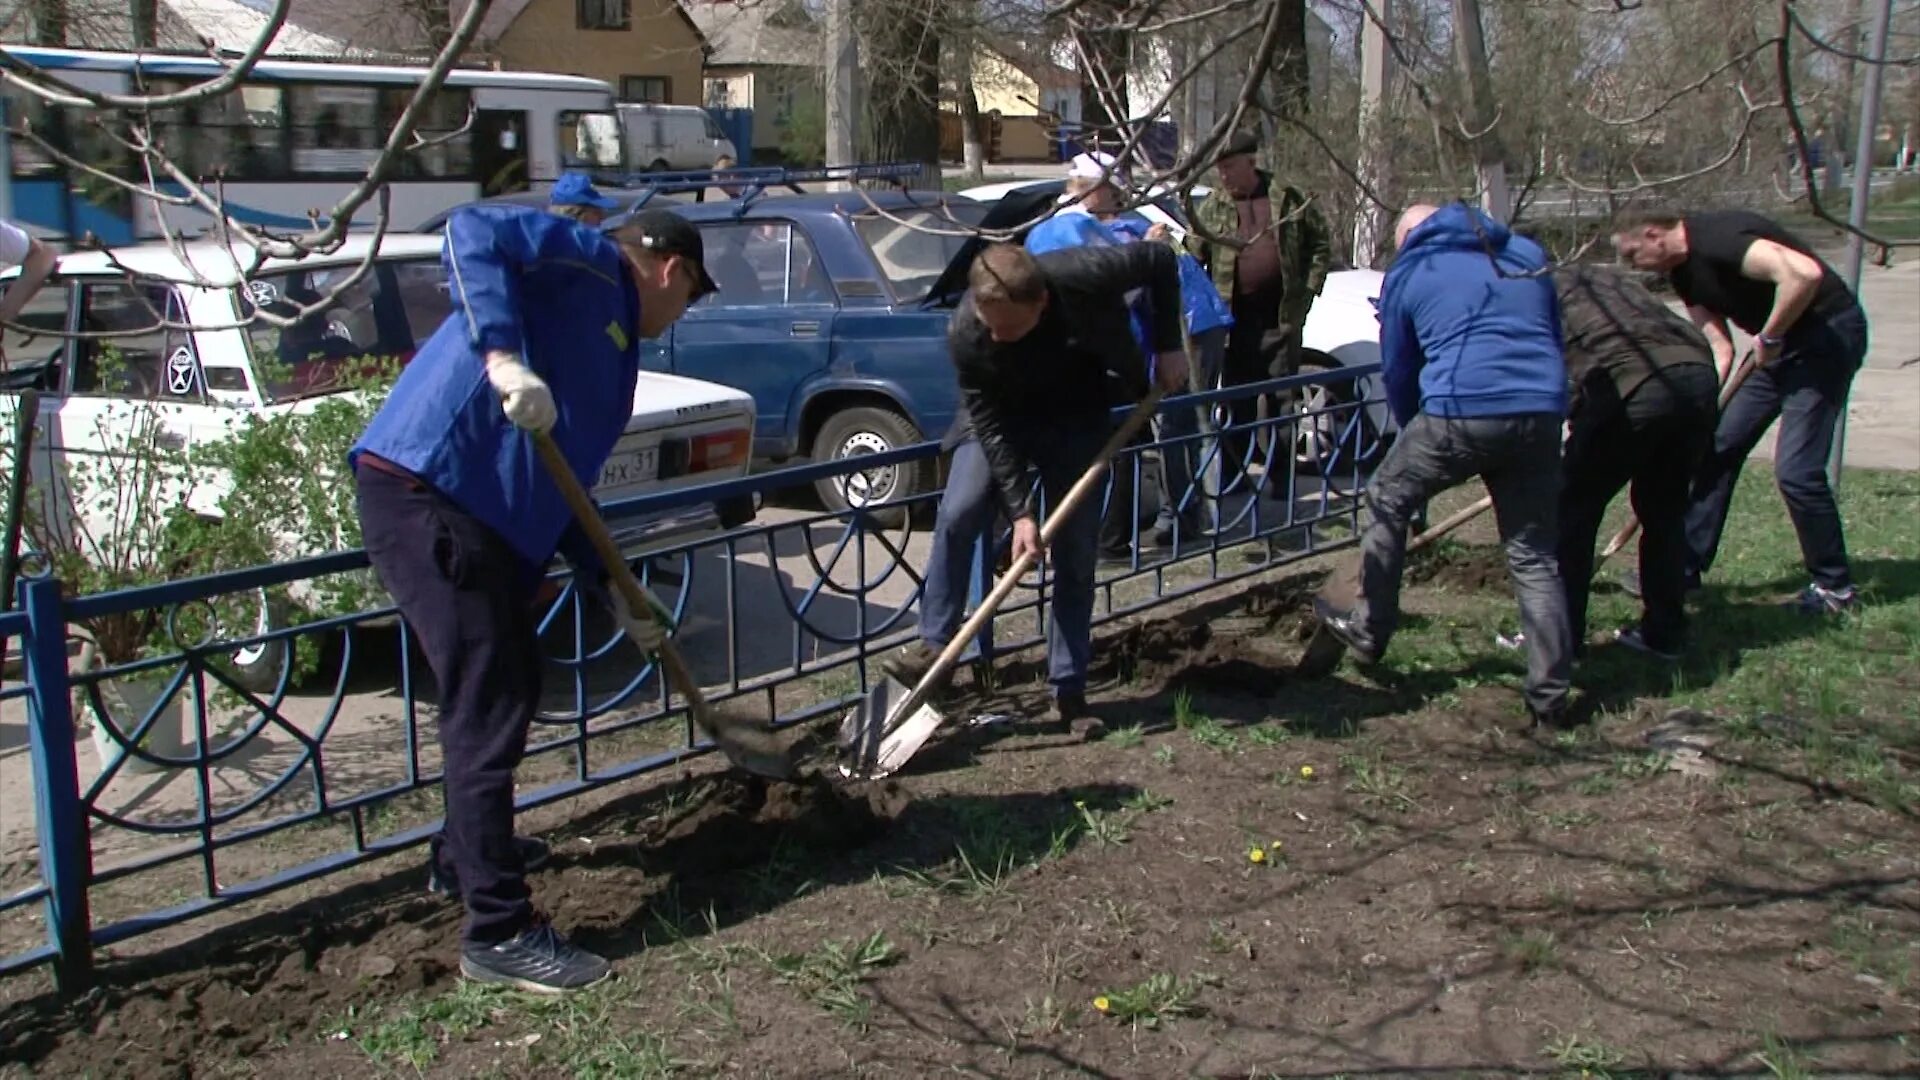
[2,551,1916,1078]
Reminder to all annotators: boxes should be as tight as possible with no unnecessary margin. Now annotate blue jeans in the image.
[1353,412,1573,715]
[1684,308,1867,591]
[1155,326,1228,533]
[920,427,1107,697]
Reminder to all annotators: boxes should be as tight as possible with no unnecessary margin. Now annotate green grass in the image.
[758,932,902,1032]
[1777,175,1920,244]
[1093,972,1209,1030]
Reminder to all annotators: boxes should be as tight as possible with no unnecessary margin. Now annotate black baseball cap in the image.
[627,207,717,299]
[1221,130,1260,160]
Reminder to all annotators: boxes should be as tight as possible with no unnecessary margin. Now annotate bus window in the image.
[475,111,530,196]
[559,111,624,172]
[1,90,58,178]
[384,88,473,179]
[289,85,383,175]
[149,80,286,179]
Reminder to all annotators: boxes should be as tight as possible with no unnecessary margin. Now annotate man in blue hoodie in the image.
[1313,202,1575,726]
[351,205,715,993]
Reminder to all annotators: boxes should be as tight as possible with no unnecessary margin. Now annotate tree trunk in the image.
[129,0,158,47]
[1352,0,1394,268]
[1267,0,1310,122]
[1450,0,1510,221]
[1072,4,1130,152]
[29,0,68,45]
[825,0,858,173]
[959,77,986,177]
[864,4,943,190]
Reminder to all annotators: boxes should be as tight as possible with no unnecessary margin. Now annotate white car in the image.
[0,234,757,688]
[959,178,1389,471]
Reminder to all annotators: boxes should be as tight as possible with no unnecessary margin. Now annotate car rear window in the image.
[853,202,990,303]
[242,259,448,402]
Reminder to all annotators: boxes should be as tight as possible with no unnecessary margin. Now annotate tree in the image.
[857,0,944,187]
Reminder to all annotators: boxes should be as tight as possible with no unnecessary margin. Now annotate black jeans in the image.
[356,464,543,946]
[1685,308,1868,591]
[1354,412,1573,714]
[1559,364,1718,652]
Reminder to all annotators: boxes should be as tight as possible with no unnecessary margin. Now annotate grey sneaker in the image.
[880,641,950,693]
[1789,583,1857,616]
[428,835,552,899]
[1311,596,1381,663]
[460,918,611,994]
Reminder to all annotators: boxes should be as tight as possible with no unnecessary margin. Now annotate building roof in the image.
[685,0,818,69]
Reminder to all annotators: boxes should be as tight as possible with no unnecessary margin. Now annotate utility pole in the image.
[1831,0,1894,490]
[824,0,859,181]
[1449,0,1508,221]
[1353,0,1393,266]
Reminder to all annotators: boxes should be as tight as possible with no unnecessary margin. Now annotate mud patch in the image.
[638,773,907,879]
[1406,542,1509,593]
[1093,614,1296,699]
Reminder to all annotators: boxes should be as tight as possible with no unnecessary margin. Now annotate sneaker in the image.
[428,835,553,899]
[1613,626,1681,662]
[1789,583,1858,616]
[881,641,949,693]
[1311,596,1381,663]
[1053,692,1107,741]
[460,917,611,994]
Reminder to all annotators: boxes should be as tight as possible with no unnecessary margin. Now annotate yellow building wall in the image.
[493,0,705,106]
[970,47,1043,117]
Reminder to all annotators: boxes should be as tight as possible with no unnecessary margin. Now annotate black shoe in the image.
[1528,702,1576,730]
[460,918,611,994]
[1788,582,1858,616]
[1098,544,1135,565]
[428,835,552,899]
[1613,626,1681,662]
[1055,692,1107,741]
[881,641,950,693]
[1311,596,1381,664]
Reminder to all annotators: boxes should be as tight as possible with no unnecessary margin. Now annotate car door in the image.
[0,277,78,555]
[666,220,837,459]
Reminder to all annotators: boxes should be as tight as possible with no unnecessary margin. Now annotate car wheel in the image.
[810,406,930,528]
[1289,353,1387,479]
[225,588,293,695]
[648,158,671,173]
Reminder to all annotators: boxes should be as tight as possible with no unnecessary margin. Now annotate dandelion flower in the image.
[1269,839,1283,850]
[1093,995,1111,1012]
[1074,800,1087,809]
[1248,847,1267,864]
[1299,765,1315,779]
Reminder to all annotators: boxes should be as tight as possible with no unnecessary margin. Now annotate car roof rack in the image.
[607,161,924,215]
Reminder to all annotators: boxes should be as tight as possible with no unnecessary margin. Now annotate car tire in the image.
[810,406,930,528]
[1289,352,1388,478]
[647,158,671,173]
[225,589,293,695]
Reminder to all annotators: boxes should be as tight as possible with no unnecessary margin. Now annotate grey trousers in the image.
[1352,411,1574,715]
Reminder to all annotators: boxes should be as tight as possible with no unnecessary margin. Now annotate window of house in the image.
[577,0,629,30]
[72,283,196,401]
[620,76,670,104]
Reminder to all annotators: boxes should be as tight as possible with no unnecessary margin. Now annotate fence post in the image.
[20,576,92,991]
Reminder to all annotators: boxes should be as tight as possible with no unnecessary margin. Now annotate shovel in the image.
[839,387,1169,781]
[1294,491,1496,678]
[530,430,795,780]
[1591,349,1756,576]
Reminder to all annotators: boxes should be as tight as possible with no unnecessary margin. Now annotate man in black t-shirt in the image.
[1611,209,1869,616]
[1552,266,1719,659]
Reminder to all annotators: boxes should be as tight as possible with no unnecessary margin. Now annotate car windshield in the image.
[853,202,990,303]
[242,259,451,402]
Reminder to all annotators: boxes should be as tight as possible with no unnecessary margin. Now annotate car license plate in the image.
[598,445,660,489]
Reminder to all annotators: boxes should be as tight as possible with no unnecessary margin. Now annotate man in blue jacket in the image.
[1313,202,1575,726]
[351,204,715,993]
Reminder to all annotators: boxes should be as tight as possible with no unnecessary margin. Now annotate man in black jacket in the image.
[1552,265,1719,661]
[884,242,1188,735]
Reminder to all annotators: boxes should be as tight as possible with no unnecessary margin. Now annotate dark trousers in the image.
[356,464,542,946]
[1153,326,1228,534]
[1354,412,1573,714]
[1221,298,1281,482]
[1684,309,1868,591]
[1558,365,1718,652]
[920,426,1106,696]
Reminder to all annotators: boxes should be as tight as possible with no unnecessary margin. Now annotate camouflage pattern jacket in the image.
[1185,171,1333,335]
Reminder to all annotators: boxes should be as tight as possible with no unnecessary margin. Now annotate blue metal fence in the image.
[0,368,1385,989]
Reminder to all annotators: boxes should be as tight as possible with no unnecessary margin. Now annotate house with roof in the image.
[685,0,820,160]
[951,38,1080,162]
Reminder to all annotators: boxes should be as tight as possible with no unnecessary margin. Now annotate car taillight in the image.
[688,428,749,473]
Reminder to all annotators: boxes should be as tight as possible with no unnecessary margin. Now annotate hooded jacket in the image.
[1376,202,1566,426]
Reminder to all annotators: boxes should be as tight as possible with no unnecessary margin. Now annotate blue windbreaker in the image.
[1376,202,1566,426]
[350,205,642,570]
[1104,215,1233,337]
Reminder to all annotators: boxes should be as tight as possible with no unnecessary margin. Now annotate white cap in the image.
[1065,151,1126,184]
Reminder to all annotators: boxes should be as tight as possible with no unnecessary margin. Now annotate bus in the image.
[0,45,628,244]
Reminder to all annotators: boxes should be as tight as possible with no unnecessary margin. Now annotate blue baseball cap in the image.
[549,172,621,211]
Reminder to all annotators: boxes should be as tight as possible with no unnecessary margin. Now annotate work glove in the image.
[607,583,676,655]
[486,352,557,433]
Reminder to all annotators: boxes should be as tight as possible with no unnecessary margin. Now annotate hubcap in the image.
[229,590,273,668]
[835,431,897,507]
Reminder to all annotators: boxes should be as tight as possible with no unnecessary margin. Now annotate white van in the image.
[619,104,737,173]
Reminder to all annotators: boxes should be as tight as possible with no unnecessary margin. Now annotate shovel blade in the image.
[838,675,945,780]
[704,718,797,780]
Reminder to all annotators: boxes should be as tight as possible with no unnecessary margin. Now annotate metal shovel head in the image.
[837,674,945,780]
[703,713,798,780]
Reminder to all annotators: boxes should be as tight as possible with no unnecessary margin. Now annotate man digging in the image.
[883,242,1189,737]
[1310,203,1575,728]
[351,204,715,993]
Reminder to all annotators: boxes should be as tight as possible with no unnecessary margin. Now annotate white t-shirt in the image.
[0,219,33,268]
